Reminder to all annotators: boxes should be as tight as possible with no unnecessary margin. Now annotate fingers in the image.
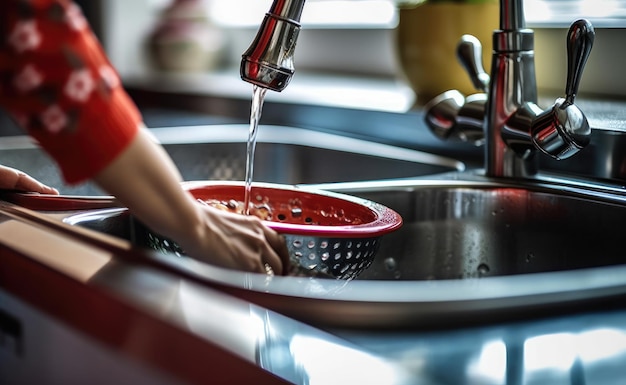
[17,175,59,194]
[234,217,289,276]
[0,166,59,194]
[216,207,290,276]
[192,202,290,276]
[260,226,290,276]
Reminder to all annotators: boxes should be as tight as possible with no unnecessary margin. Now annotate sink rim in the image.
[150,124,465,172]
[63,175,626,329]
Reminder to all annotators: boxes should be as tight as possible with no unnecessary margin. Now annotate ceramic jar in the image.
[147,0,224,72]
[396,0,499,105]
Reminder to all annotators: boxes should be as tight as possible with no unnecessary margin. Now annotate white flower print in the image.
[41,105,68,134]
[66,3,88,31]
[9,21,42,53]
[13,64,43,93]
[64,69,94,102]
[98,65,120,90]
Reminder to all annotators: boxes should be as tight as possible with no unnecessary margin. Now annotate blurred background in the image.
[90,0,626,100]
[3,0,626,136]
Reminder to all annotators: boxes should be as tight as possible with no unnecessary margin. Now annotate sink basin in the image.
[345,179,626,281]
[63,174,626,329]
[0,124,462,195]
[161,125,463,183]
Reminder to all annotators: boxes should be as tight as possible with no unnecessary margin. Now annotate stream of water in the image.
[244,85,267,215]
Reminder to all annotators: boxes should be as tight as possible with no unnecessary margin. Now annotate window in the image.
[525,0,626,27]
[208,0,397,29]
[204,0,626,29]
[104,0,626,103]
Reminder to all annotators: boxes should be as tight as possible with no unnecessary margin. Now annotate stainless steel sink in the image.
[63,173,626,330]
[0,124,462,195]
[345,179,626,281]
[156,124,462,184]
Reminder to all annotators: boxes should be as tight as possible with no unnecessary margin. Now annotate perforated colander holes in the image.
[276,208,313,223]
[291,238,314,263]
[289,237,379,277]
[292,239,303,262]
[148,233,185,257]
[291,238,332,255]
[320,240,330,261]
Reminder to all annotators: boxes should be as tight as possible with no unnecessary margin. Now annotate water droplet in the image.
[384,257,397,271]
[477,263,490,275]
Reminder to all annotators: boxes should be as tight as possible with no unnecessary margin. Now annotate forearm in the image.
[93,127,203,247]
[93,127,290,274]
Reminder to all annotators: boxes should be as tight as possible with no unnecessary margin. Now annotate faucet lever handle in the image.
[456,35,490,93]
[531,19,595,160]
[565,19,595,104]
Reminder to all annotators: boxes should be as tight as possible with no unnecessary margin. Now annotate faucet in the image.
[240,0,595,179]
[424,0,595,178]
[240,0,305,92]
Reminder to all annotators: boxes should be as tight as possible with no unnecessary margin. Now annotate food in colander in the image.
[198,198,273,220]
[196,196,364,226]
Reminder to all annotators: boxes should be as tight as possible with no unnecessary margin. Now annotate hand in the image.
[177,202,290,275]
[93,128,290,275]
[0,165,59,194]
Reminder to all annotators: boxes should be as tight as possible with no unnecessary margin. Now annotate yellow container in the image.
[396,1,499,105]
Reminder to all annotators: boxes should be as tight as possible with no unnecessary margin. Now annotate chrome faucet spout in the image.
[425,0,595,179]
[240,0,306,92]
[500,0,525,30]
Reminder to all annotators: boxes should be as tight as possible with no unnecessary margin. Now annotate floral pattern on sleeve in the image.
[0,0,141,184]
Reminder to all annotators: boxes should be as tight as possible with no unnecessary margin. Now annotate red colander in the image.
[159,181,403,280]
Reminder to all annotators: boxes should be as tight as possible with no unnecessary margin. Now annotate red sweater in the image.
[0,0,141,184]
